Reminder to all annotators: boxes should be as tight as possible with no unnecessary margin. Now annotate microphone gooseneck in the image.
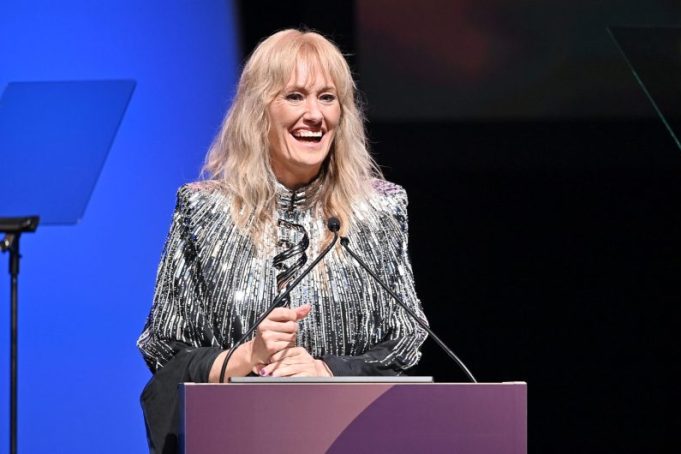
[218,217,341,383]
[340,236,478,383]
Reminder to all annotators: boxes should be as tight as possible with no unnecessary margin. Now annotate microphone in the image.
[339,236,478,383]
[219,217,341,382]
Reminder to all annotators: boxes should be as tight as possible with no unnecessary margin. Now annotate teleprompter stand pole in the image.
[1,216,39,454]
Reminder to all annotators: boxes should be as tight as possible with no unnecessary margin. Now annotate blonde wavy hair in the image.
[202,29,382,245]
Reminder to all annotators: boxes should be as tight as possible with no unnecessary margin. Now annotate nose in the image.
[303,98,323,123]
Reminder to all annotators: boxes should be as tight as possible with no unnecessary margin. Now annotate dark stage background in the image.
[238,1,681,452]
[1,1,678,452]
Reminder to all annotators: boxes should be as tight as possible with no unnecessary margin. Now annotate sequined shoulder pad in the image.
[367,179,409,235]
[170,180,238,240]
[370,178,408,212]
[176,180,231,211]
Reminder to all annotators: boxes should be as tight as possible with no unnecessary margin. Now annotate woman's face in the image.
[267,60,341,188]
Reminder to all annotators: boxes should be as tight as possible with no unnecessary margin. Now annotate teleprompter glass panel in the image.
[0,80,135,224]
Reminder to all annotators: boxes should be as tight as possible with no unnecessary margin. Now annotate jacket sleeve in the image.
[137,186,223,453]
[323,185,429,376]
[137,185,223,380]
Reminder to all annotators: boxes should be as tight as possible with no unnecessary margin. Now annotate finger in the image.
[259,359,290,377]
[260,320,298,334]
[255,339,296,361]
[268,340,297,354]
[260,351,309,376]
[288,370,317,377]
[269,361,321,377]
[294,304,311,321]
[270,363,310,377]
[265,331,297,344]
[267,307,298,322]
[268,346,307,363]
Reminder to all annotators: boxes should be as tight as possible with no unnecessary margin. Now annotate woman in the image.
[138,29,427,452]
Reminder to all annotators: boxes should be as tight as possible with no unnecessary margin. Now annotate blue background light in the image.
[0,1,239,452]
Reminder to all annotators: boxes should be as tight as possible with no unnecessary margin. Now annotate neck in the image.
[274,170,324,213]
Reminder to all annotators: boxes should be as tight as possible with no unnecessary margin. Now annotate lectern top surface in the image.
[226,376,434,384]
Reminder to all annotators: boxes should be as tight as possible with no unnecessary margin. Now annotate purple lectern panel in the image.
[181,383,526,454]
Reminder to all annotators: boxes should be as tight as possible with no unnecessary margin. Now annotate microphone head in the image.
[327,217,341,232]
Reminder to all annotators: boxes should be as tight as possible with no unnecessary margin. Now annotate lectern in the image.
[180,381,526,454]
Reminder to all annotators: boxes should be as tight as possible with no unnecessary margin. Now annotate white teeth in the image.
[293,130,323,138]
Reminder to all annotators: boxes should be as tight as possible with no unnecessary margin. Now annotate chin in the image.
[291,156,328,175]
[287,141,331,167]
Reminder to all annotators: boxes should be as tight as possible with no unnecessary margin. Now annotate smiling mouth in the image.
[291,130,323,143]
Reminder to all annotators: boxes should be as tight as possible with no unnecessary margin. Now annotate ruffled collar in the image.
[275,174,324,213]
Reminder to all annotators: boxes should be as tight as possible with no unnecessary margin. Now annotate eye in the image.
[319,93,337,103]
[285,92,304,102]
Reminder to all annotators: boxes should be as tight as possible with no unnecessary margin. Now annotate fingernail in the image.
[259,369,267,376]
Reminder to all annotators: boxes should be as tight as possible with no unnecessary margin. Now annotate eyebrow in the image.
[285,84,337,93]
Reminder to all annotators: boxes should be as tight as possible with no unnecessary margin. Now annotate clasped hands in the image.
[249,304,332,378]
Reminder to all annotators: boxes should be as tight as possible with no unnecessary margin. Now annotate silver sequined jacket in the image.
[137,178,428,378]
